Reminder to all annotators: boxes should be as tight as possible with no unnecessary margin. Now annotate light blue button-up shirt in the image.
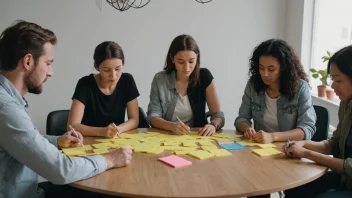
[0,74,107,198]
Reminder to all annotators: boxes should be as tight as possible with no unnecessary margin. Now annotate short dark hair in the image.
[93,41,125,67]
[163,34,200,87]
[249,39,308,100]
[0,20,57,71]
[327,45,352,79]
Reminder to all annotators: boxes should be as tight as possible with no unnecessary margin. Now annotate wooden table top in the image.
[71,128,328,198]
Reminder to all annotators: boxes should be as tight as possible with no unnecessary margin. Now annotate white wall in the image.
[0,0,286,134]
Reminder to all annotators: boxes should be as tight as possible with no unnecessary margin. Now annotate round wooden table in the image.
[71,128,328,198]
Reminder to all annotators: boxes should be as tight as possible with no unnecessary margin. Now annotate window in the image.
[310,0,352,99]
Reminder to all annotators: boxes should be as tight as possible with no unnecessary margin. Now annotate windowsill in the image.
[311,92,340,107]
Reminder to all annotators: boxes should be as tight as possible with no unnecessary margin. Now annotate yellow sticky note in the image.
[79,153,96,156]
[61,145,92,152]
[252,148,282,157]
[161,146,182,151]
[256,143,277,148]
[93,148,110,155]
[92,143,112,149]
[146,132,161,136]
[183,142,198,147]
[237,140,257,146]
[201,145,218,151]
[63,150,87,156]
[208,149,232,157]
[113,139,141,147]
[174,150,193,155]
[95,139,114,143]
[187,150,214,160]
[146,148,164,154]
[133,147,149,153]
[197,141,214,146]
[163,141,180,146]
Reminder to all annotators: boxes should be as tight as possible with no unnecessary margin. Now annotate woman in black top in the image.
[147,34,225,136]
[67,41,140,138]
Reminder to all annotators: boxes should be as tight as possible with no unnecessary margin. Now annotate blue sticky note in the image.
[219,143,247,150]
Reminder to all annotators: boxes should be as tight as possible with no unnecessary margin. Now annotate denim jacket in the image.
[147,69,225,128]
[234,79,316,140]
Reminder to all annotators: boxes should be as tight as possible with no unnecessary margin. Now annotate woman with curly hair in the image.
[234,39,316,145]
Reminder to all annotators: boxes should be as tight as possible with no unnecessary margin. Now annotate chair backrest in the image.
[46,110,70,136]
[138,107,150,128]
[311,105,329,141]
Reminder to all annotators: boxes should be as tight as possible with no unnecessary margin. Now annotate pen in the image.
[69,125,84,146]
[285,137,293,156]
[285,138,291,149]
[112,123,122,138]
[176,116,190,133]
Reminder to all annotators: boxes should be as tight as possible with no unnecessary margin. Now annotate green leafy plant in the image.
[310,51,333,86]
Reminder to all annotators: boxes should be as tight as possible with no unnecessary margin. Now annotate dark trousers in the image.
[284,171,352,198]
[38,181,123,198]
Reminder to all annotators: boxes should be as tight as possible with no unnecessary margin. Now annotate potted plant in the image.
[310,51,333,98]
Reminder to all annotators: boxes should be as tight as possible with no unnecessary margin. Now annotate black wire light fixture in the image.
[106,0,212,12]
[195,0,213,3]
[106,0,151,11]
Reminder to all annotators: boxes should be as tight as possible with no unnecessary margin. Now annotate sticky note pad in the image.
[159,155,192,168]
[256,143,277,148]
[201,145,218,151]
[92,143,111,149]
[95,139,114,143]
[163,141,180,146]
[237,140,258,146]
[146,132,160,136]
[197,141,214,146]
[208,149,233,157]
[174,150,192,155]
[187,150,214,160]
[63,150,87,156]
[252,148,282,157]
[146,148,164,154]
[219,143,247,150]
[93,148,110,155]
[183,142,198,147]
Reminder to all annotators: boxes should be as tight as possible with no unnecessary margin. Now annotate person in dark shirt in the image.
[68,41,140,138]
[147,34,225,136]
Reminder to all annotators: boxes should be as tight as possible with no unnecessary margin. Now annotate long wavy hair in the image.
[249,39,308,100]
[163,34,200,87]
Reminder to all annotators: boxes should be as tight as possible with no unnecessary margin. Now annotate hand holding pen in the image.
[171,116,190,135]
[283,139,308,158]
[57,125,84,148]
[68,125,84,146]
[103,123,122,138]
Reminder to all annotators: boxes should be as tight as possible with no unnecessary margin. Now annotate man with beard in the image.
[0,20,132,198]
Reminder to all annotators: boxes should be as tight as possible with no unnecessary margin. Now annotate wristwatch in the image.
[210,121,218,130]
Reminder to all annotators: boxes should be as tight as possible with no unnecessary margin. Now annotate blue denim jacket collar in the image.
[0,73,27,107]
[166,71,177,90]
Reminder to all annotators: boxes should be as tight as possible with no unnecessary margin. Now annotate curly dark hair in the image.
[249,39,308,100]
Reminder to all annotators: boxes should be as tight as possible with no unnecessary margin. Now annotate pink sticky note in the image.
[159,155,192,168]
